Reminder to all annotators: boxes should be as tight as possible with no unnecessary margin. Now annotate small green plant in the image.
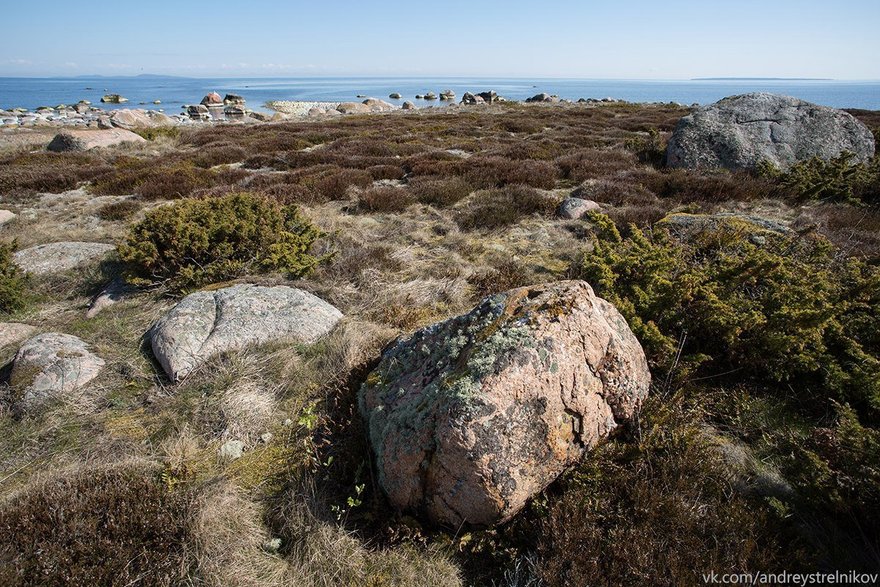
[0,240,28,315]
[133,126,180,141]
[118,192,326,291]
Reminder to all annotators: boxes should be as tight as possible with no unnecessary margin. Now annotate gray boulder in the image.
[389,93,402,100]
[360,280,650,527]
[666,93,875,171]
[401,101,416,110]
[0,323,36,350]
[8,333,105,410]
[47,129,147,152]
[0,209,15,226]
[150,284,343,381]
[557,197,600,220]
[13,242,114,275]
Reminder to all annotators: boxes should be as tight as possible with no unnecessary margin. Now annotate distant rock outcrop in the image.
[150,284,343,381]
[8,333,105,411]
[200,92,223,106]
[47,129,146,152]
[100,94,128,104]
[360,280,650,527]
[666,93,876,171]
[13,242,114,275]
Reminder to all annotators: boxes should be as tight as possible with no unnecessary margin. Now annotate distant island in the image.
[692,77,834,81]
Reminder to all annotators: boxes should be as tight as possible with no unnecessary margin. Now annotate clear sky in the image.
[2,0,878,79]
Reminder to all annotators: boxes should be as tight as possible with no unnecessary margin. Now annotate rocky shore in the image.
[2,88,647,132]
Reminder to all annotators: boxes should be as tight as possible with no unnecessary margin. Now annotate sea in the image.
[1,76,878,113]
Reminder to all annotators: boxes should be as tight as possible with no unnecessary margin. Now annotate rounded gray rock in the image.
[150,284,343,381]
[666,93,875,171]
[13,242,114,275]
[557,197,600,220]
[9,333,105,410]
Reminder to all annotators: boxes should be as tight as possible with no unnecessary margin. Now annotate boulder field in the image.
[359,280,650,527]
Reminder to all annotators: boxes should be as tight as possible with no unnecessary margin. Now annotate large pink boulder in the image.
[359,280,650,528]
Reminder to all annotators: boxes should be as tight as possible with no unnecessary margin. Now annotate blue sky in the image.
[2,0,878,78]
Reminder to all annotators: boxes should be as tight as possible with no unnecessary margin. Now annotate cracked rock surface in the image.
[666,93,875,171]
[150,284,343,381]
[13,241,114,275]
[9,333,105,411]
[359,280,650,528]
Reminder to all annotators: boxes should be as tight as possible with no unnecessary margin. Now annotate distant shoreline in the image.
[692,77,834,81]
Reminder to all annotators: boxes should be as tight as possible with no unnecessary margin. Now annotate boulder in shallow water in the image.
[666,93,876,171]
[359,280,650,527]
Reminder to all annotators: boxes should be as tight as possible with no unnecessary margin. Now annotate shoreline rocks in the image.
[360,280,650,527]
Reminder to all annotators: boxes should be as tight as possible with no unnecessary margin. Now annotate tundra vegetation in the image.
[0,102,878,586]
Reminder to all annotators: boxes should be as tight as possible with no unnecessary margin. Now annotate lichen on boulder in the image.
[359,280,651,528]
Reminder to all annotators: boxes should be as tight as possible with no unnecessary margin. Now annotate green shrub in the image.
[0,241,28,315]
[573,212,880,415]
[760,152,880,204]
[118,192,326,291]
[0,465,194,587]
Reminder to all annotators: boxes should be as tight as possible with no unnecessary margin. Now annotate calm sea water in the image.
[1,76,878,112]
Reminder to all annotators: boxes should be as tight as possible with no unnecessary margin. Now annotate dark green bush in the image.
[0,465,194,587]
[573,212,880,416]
[0,241,28,315]
[118,192,326,291]
[760,152,880,204]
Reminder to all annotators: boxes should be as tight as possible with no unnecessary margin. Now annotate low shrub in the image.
[136,162,215,200]
[760,152,880,204]
[457,185,558,230]
[118,192,326,291]
[357,186,416,213]
[0,241,28,315]
[133,126,181,141]
[573,212,880,416]
[411,177,473,207]
[556,149,636,182]
[0,464,194,586]
[623,127,667,166]
[467,259,535,299]
[464,157,557,189]
[533,395,804,586]
[313,168,373,201]
[96,198,142,221]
